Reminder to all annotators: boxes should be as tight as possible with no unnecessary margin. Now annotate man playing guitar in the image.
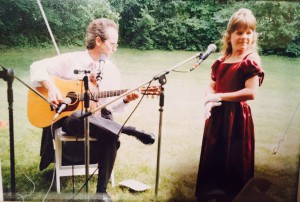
[29,18,155,200]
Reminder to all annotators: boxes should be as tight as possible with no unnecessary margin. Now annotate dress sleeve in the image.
[242,59,264,86]
[211,60,221,82]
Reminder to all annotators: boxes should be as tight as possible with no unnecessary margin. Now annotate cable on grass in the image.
[273,100,300,154]
[16,171,36,201]
[42,121,56,202]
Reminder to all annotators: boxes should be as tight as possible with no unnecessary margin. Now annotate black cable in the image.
[117,80,154,137]
[67,167,98,201]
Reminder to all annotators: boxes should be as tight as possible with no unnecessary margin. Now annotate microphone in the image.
[74,69,106,74]
[99,54,106,63]
[53,92,77,120]
[74,69,91,74]
[96,54,106,81]
[74,55,106,76]
[191,44,217,71]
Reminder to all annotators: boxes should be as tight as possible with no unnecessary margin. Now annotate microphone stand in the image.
[1,65,59,200]
[82,75,90,194]
[154,74,166,201]
[78,52,200,201]
[0,66,16,199]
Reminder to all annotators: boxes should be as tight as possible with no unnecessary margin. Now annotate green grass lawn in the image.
[0,47,299,201]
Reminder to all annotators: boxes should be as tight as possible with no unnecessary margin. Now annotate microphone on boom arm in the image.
[53,92,77,120]
[190,44,217,71]
[73,54,106,76]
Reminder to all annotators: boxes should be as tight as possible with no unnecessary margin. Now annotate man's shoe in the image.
[122,126,155,145]
[94,191,112,202]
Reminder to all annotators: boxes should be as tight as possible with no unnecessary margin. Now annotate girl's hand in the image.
[204,93,222,105]
[204,101,222,120]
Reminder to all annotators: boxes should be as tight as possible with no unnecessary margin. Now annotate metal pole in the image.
[155,86,165,201]
[36,0,60,55]
[0,67,16,199]
[83,75,90,194]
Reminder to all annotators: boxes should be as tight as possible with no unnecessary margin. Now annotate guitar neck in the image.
[78,89,129,101]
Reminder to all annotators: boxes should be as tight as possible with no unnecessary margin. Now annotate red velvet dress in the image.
[195,54,264,201]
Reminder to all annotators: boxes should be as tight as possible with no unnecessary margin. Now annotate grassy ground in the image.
[0,47,299,201]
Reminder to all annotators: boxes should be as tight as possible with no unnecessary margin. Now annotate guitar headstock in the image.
[140,86,161,97]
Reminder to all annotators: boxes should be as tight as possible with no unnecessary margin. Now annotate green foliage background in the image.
[0,0,119,47]
[0,0,299,56]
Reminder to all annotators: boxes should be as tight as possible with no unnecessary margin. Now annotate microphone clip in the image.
[196,52,203,60]
[190,52,204,71]
[96,70,103,82]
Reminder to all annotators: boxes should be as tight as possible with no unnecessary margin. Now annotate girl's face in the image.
[230,27,254,53]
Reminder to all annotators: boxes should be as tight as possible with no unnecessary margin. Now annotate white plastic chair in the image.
[54,128,115,193]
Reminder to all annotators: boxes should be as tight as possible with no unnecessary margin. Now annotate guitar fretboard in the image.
[77,89,129,101]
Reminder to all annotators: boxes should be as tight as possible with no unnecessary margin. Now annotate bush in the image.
[253,2,300,57]
[116,0,300,56]
[117,0,223,51]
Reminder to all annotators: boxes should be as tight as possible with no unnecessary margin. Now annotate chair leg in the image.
[111,169,115,187]
[54,136,61,193]
[56,172,61,193]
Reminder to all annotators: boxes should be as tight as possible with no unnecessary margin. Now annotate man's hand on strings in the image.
[89,73,98,85]
[43,80,63,106]
[123,92,139,103]
[48,87,63,106]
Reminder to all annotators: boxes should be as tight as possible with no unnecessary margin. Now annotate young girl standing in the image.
[195,8,264,202]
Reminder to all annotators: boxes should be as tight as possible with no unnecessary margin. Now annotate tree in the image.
[0,0,119,47]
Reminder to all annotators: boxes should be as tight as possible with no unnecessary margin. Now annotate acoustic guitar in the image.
[27,76,160,128]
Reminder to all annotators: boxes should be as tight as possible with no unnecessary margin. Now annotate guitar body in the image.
[27,77,84,128]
